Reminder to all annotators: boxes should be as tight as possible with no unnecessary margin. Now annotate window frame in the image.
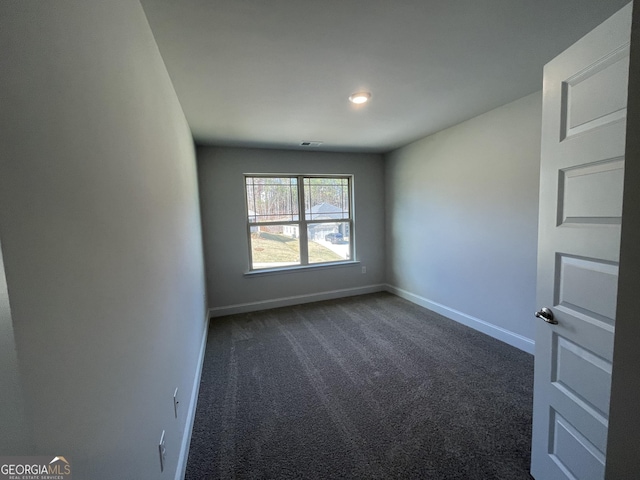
[244,174,354,272]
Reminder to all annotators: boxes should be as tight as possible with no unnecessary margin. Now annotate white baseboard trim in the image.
[385,284,535,354]
[208,284,387,318]
[175,312,210,480]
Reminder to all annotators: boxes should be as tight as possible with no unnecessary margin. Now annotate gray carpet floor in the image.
[185,292,534,479]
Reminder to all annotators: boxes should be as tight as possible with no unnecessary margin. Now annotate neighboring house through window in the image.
[245,175,353,271]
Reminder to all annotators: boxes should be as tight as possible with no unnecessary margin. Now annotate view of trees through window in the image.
[245,176,352,270]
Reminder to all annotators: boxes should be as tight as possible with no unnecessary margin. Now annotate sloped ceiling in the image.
[141,0,629,153]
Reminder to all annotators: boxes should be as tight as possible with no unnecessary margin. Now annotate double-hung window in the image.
[245,175,353,271]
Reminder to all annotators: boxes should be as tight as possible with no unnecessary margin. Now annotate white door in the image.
[531,3,632,479]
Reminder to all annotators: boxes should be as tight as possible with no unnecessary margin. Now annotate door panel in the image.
[531,3,632,479]
[558,158,624,226]
[555,255,618,325]
[563,44,629,139]
[553,335,612,416]
[550,409,605,480]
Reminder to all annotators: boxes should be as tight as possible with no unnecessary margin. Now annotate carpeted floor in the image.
[185,292,534,479]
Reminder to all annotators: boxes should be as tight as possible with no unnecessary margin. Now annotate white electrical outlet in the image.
[362,266,366,274]
[159,430,166,472]
[173,388,179,419]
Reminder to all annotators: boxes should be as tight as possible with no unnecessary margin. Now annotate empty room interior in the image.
[2,1,640,479]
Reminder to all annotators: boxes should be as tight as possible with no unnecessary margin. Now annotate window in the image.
[245,175,353,271]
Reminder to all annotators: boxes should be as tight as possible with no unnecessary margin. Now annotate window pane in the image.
[303,177,349,221]
[246,177,299,223]
[307,222,350,264]
[250,225,300,269]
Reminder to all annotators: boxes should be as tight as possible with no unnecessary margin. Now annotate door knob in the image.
[535,307,558,325]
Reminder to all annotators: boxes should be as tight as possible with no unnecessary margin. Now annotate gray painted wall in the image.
[606,2,640,477]
[0,3,206,479]
[0,241,30,454]
[198,147,385,312]
[385,92,542,347]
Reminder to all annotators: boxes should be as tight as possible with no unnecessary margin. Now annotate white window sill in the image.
[244,260,360,277]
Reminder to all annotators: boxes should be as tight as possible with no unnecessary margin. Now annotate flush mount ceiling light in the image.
[348,92,371,104]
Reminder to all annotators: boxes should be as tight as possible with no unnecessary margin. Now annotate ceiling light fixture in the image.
[348,92,371,104]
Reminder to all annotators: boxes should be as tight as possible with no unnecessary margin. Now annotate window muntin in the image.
[304,177,350,220]
[245,175,353,271]
[245,177,299,223]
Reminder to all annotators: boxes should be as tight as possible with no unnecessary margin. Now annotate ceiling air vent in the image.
[300,141,323,147]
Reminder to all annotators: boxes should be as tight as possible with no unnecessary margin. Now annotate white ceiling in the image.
[141,0,629,153]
